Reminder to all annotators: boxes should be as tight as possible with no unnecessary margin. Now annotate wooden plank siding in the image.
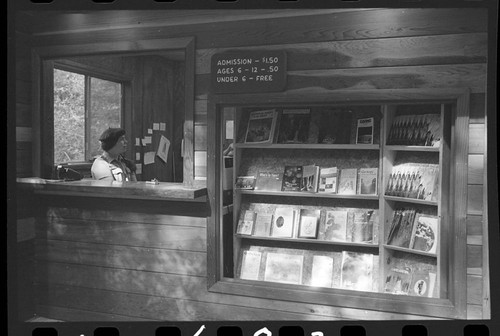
[465,93,487,319]
[16,8,491,320]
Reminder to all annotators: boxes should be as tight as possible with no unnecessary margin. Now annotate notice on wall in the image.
[211,50,287,94]
[157,135,170,163]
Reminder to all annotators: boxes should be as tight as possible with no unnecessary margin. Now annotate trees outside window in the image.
[53,68,122,164]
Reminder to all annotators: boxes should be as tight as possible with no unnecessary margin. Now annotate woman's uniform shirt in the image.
[91,153,137,182]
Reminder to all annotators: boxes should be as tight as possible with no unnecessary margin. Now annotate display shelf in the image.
[384,145,440,152]
[236,234,379,248]
[383,195,438,206]
[235,143,380,150]
[383,244,437,258]
[237,189,379,200]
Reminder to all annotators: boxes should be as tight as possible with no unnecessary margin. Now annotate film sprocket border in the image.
[7,0,499,336]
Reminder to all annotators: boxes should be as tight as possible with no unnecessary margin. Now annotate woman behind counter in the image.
[91,128,137,182]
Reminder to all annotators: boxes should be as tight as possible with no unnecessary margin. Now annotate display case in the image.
[207,89,470,318]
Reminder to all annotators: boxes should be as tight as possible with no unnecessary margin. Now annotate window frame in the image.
[32,37,196,184]
[206,88,470,319]
[52,60,128,165]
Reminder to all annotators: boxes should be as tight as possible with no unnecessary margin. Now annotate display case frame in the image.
[206,88,470,319]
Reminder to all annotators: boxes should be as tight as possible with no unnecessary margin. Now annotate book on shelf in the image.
[253,213,273,237]
[264,252,304,285]
[277,108,311,144]
[340,251,374,291]
[385,163,439,202]
[281,166,303,192]
[244,109,278,144]
[298,209,321,239]
[409,214,439,254]
[384,264,413,295]
[235,176,256,190]
[310,255,334,287]
[301,165,320,193]
[348,210,375,244]
[321,210,348,242]
[254,172,283,192]
[331,252,344,288]
[356,117,374,144]
[239,250,262,281]
[387,208,417,249]
[318,167,338,193]
[387,114,441,147]
[385,256,438,298]
[409,268,437,298]
[357,168,378,195]
[236,210,256,235]
[338,168,357,195]
[270,207,296,238]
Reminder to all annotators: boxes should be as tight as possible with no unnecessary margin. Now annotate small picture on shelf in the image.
[338,168,357,195]
[301,165,320,193]
[384,265,413,295]
[349,210,375,244]
[310,255,334,288]
[385,163,439,202]
[385,256,438,298]
[253,213,273,237]
[255,172,283,192]
[270,207,296,238]
[244,109,278,144]
[409,214,439,254]
[387,114,441,147]
[235,176,256,190]
[340,251,374,291]
[239,250,262,281]
[409,269,437,298]
[264,252,304,285]
[318,167,338,193]
[321,210,348,242]
[357,168,378,195]
[281,166,303,191]
[387,208,417,249]
[277,109,311,144]
[236,210,256,235]
[356,117,374,144]
[298,209,320,238]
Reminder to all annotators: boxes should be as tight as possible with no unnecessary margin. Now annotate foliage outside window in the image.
[53,68,122,164]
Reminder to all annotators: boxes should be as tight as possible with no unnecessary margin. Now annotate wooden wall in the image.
[14,8,490,320]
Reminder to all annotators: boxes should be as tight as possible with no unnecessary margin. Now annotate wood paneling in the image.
[39,219,206,252]
[468,124,486,154]
[196,33,487,75]
[37,305,156,322]
[36,262,436,321]
[467,185,484,215]
[466,215,483,236]
[467,275,483,306]
[194,125,208,151]
[194,64,487,99]
[36,240,207,276]
[468,154,485,185]
[469,93,486,124]
[30,9,488,49]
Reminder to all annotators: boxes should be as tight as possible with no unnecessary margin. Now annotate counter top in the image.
[17,177,207,201]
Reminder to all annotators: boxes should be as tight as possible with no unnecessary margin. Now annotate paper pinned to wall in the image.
[153,123,160,131]
[144,136,152,144]
[160,123,166,131]
[144,151,156,165]
[135,152,140,161]
[147,128,153,134]
[135,163,142,175]
[157,135,170,163]
[135,138,141,146]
